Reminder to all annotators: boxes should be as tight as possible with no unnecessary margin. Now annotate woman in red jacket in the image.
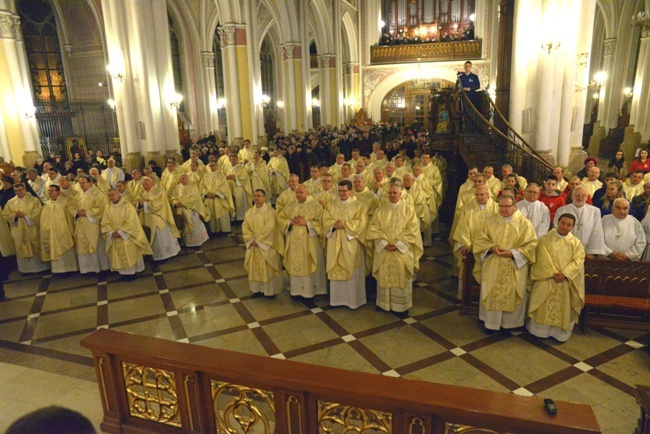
[629,148,650,174]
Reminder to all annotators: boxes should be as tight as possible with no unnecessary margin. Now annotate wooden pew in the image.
[81,329,601,434]
[581,258,650,332]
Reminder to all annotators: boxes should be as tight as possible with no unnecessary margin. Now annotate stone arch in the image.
[341,11,358,64]
[366,66,459,120]
[262,0,298,43]
[308,0,333,53]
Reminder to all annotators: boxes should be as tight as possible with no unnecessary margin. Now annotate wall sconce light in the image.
[98,81,107,87]
[311,98,320,108]
[378,19,385,30]
[541,41,561,54]
[260,94,270,108]
[216,98,226,109]
[343,98,357,107]
[106,64,124,82]
[624,87,633,98]
[170,93,183,110]
[276,100,284,109]
[588,72,606,100]
[107,99,116,110]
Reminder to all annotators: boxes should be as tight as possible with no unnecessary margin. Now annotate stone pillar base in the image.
[568,146,588,177]
[622,125,642,162]
[143,152,165,170]
[123,152,145,172]
[588,122,605,157]
[536,149,556,168]
[22,151,40,169]
[231,137,243,148]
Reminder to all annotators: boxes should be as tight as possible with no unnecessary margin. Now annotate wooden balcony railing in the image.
[81,328,601,434]
[370,40,482,64]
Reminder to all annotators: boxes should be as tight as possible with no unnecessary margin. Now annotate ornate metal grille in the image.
[34,101,118,159]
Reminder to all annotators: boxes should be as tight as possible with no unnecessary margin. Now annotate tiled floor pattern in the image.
[0,226,648,433]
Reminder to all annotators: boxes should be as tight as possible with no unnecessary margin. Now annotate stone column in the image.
[0,6,40,166]
[201,50,220,135]
[597,38,616,124]
[565,0,595,167]
[632,25,650,144]
[343,62,357,123]
[281,43,307,133]
[317,55,331,126]
[219,25,242,143]
[102,0,179,169]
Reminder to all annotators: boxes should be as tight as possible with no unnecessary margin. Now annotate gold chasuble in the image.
[453,198,499,275]
[242,203,284,283]
[200,170,234,221]
[161,167,184,193]
[136,184,181,240]
[322,196,367,280]
[249,160,271,194]
[268,156,290,195]
[40,196,75,261]
[366,201,423,289]
[101,199,153,269]
[171,182,210,235]
[2,193,42,259]
[72,186,109,255]
[0,216,15,257]
[528,230,585,331]
[277,197,323,277]
[473,211,537,313]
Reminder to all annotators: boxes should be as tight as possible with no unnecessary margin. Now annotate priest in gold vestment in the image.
[527,213,585,342]
[72,175,111,273]
[268,149,290,202]
[366,185,423,316]
[473,195,538,331]
[2,183,50,273]
[243,189,285,297]
[172,174,210,247]
[277,185,326,298]
[323,180,368,309]
[102,189,153,278]
[40,185,78,273]
[227,155,253,221]
[137,178,181,261]
[453,186,499,299]
[201,161,234,234]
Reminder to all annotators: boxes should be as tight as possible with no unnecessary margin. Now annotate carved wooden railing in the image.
[370,40,482,64]
[460,91,554,184]
[81,328,600,434]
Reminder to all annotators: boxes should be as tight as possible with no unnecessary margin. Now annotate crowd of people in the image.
[2,125,650,342]
[379,27,475,46]
[451,157,650,341]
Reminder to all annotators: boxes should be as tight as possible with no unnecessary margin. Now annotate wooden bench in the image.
[581,258,650,332]
[460,254,650,332]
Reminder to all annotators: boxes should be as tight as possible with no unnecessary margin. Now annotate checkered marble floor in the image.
[0,225,648,433]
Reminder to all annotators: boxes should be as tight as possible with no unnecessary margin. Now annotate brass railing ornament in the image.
[211,380,275,433]
[318,401,392,433]
[121,362,181,427]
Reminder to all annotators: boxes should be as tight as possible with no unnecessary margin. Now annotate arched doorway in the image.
[381,78,454,132]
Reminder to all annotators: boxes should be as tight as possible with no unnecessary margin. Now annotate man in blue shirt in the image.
[459,61,480,109]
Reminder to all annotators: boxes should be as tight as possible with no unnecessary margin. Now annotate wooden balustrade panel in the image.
[81,329,600,434]
[370,40,482,65]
